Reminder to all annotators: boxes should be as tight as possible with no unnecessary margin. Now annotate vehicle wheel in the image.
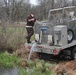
[68,29,74,43]
[70,46,76,60]
[59,48,72,60]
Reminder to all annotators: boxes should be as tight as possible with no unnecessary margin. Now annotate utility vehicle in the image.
[25,6,76,60]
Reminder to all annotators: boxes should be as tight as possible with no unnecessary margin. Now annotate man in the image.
[26,13,37,43]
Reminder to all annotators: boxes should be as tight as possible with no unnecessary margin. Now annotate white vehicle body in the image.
[25,6,76,59]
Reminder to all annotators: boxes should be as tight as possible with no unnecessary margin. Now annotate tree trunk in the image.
[51,0,54,9]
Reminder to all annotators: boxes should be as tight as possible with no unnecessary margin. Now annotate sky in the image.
[30,0,37,5]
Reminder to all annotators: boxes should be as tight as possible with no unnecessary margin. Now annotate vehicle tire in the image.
[59,48,72,60]
[70,46,76,60]
[68,29,74,43]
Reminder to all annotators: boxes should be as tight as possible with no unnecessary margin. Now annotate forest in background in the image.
[0,0,76,24]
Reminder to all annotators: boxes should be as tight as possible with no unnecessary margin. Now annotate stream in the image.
[0,67,18,75]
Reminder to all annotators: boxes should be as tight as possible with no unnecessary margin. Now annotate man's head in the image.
[30,12,35,17]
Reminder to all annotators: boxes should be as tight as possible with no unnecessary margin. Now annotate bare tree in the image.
[37,0,53,20]
[0,0,31,23]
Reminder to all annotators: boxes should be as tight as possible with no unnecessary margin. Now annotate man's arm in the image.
[35,20,41,24]
[28,18,35,22]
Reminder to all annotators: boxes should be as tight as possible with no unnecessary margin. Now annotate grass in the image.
[0,26,36,51]
[18,59,56,75]
[0,26,27,50]
[0,52,21,68]
[0,52,56,75]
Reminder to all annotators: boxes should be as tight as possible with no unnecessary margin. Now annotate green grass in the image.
[18,67,27,75]
[0,52,21,68]
[18,59,56,75]
[0,52,56,75]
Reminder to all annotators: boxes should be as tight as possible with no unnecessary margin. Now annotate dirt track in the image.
[54,60,76,75]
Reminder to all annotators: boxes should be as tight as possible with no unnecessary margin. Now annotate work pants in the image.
[26,27,34,43]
